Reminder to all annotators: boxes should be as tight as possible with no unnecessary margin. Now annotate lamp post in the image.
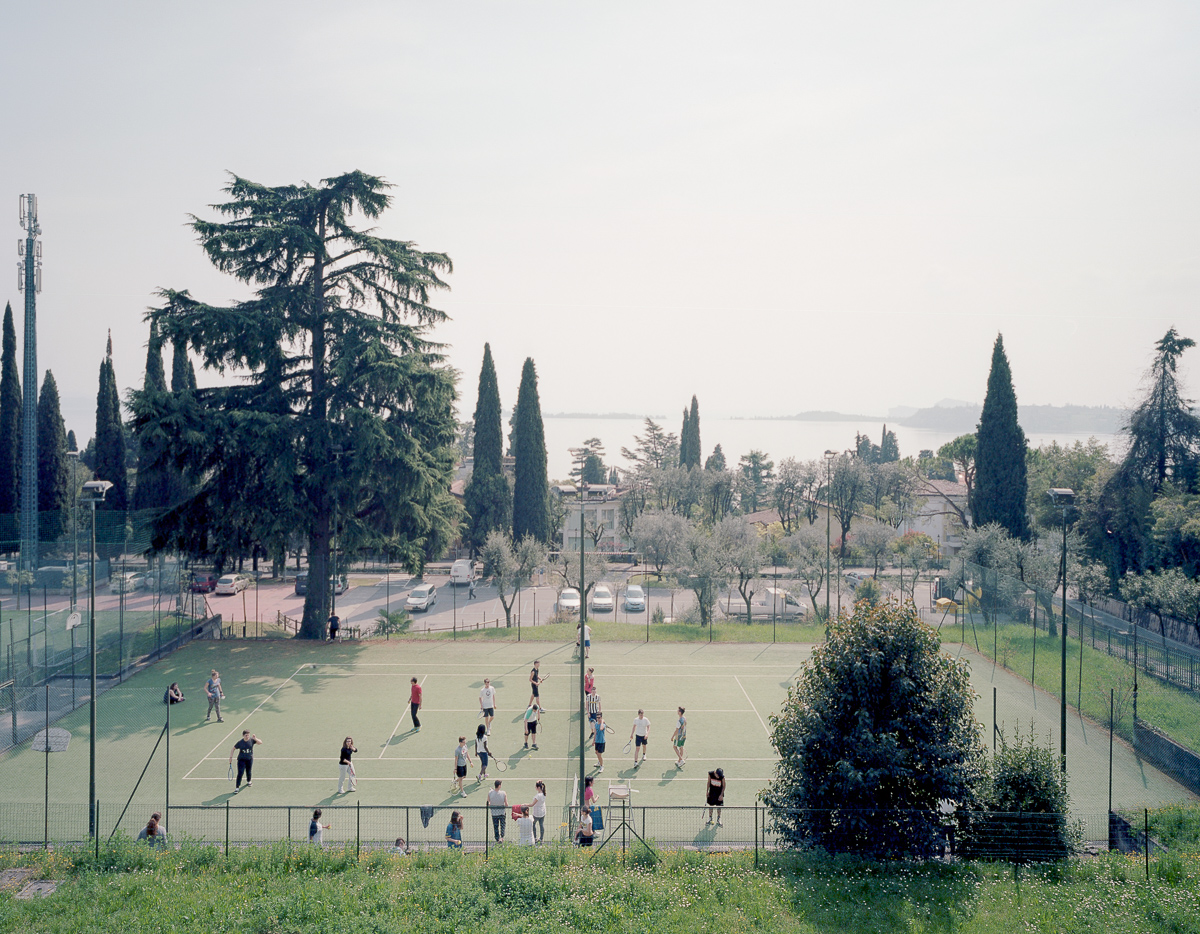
[67,450,79,612]
[83,479,112,840]
[823,450,835,623]
[1047,488,1074,774]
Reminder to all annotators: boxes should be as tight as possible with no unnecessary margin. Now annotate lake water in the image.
[541,416,1120,481]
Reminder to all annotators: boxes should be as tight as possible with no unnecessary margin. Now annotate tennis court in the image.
[0,634,1193,843]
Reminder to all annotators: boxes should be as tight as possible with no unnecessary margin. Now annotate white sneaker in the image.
[597,766,604,772]
[460,791,468,797]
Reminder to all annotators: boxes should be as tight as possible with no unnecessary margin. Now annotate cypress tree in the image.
[463,343,511,552]
[36,371,70,541]
[511,357,550,543]
[973,334,1028,538]
[0,304,21,520]
[680,395,701,469]
[94,333,129,512]
[66,430,77,453]
[133,322,172,511]
[170,337,196,393]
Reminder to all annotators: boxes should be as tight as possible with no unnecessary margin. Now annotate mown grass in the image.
[945,618,1200,752]
[1,825,1199,934]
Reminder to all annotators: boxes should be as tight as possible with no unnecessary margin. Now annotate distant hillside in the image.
[768,411,884,422]
[544,412,655,419]
[897,403,1127,434]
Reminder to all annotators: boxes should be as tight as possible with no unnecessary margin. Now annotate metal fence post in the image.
[95,800,100,859]
[484,808,488,858]
[356,801,361,859]
[1145,808,1150,882]
[754,804,759,868]
[225,799,230,856]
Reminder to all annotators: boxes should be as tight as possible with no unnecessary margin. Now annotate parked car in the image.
[556,588,581,614]
[215,574,251,595]
[406,583,438,611]
[590,583,615,612]
[624,584,646,612]
[450,559,475,586]
[190,572,218,594]
[110,572,147,595]
[844,571,867,589]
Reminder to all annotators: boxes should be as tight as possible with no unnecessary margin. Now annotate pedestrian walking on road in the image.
[205,670,224,722]
[468,579,477,600]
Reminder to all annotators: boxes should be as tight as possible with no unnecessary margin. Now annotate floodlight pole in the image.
[1047,488,1074,774]
[86,482,110,839]
[579,476,587,806]
[823,451,835,625]
[18,195,42,573]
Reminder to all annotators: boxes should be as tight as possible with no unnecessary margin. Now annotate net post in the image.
[225,799,230,856]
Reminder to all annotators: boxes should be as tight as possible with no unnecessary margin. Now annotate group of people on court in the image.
[173,654,727,835]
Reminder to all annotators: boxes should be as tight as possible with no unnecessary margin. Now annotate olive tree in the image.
[481,531,548,628]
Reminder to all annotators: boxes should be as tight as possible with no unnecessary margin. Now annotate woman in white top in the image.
[516,806,536,846]
[530,780,548,844]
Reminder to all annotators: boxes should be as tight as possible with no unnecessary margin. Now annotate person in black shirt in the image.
[338,736,358,793]
[229,730,262,791]
[328,614,341,642]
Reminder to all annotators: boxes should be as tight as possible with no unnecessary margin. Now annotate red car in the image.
[189,572,218,594]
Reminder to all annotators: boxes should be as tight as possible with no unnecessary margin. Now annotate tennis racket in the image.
[623,739,633,755]
[494,758,508,773]
[478,709,486,720]
[227,762,234,782]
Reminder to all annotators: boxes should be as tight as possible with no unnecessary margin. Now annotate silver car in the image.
[406,583,438,611]
[624,584,646,612]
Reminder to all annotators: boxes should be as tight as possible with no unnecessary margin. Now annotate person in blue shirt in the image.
[446,810,464,849]
[593,715,608,772]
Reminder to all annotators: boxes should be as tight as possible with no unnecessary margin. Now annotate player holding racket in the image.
[338,736,357,793]
[629,709,651,766]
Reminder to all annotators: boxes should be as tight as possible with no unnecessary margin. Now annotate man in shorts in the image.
[593,714,608,772]
[528,660,547,709]
[576,622,591,658]
[630,708,651,767]
[671,706,687,767]
[479,678,497,735]
[522,702,541,750]
[409,677,422,732]
[453,736,473,797]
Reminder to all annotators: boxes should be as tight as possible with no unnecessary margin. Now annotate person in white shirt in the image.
[516,806,536,846]
[486,779,508,843]
[530,780,548,844]
[479,678,497,735]
[630,708,651,766]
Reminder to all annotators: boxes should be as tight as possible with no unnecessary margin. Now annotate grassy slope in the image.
[1,839,1199,934]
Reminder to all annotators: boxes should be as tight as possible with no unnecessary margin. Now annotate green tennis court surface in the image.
[0,637,1193,822]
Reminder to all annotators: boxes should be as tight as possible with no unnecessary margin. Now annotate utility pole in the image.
[18,195,41,572]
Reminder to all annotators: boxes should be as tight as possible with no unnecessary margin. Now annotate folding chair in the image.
[606,780,638,825]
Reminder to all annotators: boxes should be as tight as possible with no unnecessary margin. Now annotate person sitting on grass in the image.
[389,837,408,855]
[164,683,185,705]
[575,806,594,847]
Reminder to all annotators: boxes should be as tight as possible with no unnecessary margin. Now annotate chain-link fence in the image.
[0,801,1126,864]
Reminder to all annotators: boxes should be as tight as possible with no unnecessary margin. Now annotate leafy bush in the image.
[765,601,986,858]
[651,605,665,625]
[375,609,413,637]
[852,577,882,606]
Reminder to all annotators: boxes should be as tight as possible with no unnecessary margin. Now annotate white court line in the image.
[183,774,768,782]
[182,664,306,780]
[734,674,770,737]
[379,674,428,758]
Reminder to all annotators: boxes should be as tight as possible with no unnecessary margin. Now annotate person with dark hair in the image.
[475,723,491,781]
[229,730,262,791]
[409,677,422,732]
[575,806,594,846]
[337,736,357,793]
[705,768,726,827]
[445,810,464,849]
[531,781,547,844]
[164,683,185,705]
[328,614,340,642]
[309,808,330,844]
[671,706,687,767]
[137,812,166,847]
[487,779,508,843]
[453,736,473,797]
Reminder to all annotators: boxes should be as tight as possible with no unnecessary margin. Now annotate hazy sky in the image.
[2,1,1199,442]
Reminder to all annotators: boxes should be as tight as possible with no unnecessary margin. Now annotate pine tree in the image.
[36,371,70,541]
[66,430,77,453]
[511,357,550,542]
[463,343,511,552]
[680,395,701,469]
[973,334,1028,538]
[0,304,21,519]
[133,322,172,511]
[94,333,129,512]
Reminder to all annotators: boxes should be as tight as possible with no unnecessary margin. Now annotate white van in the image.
[738,587,806,619]
[450,559,475,586]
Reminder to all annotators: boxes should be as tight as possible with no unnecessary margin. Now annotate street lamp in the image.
[823,450,835,624]
[67,449,79,613]
[83,478,112,840]
[1047,487,1074,774]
